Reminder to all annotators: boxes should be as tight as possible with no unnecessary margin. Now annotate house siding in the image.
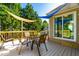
[49,16,54,39]
[77,8,79,42]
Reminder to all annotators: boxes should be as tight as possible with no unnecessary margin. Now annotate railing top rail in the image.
[0,30,38,33]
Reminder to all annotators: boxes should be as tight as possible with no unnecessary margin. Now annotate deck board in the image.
[41,43,56,56]
[62,47,71,56]
[58,47,66,56]
[67,47,72,56]
[76,48,79,56]
[54,46,64,56]
[0,40,79,56]
[71,48,76,56]
[51,45,62,56]
[44,43,59,56]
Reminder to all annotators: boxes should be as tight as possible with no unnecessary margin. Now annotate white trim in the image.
[53,37,76,42]
[62,16,63,38]
[74,11,77,42]
[53,11,77,42]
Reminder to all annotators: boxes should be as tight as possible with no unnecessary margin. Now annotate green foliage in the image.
[21,3,42,31]
[0,3,48,31]
[42,20,48,30]
[0,3,21,31]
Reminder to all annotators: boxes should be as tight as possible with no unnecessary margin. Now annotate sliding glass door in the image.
[63,14,74,39]
[54,12,76,41]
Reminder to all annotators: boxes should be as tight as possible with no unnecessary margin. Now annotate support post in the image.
[21,21,23,41]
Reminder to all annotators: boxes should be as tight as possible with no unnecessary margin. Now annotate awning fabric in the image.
[39,4,67,19]
[5,10,35,23]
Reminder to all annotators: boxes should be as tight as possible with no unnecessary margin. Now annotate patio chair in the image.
[31,34,48,56]
[18,32,32,55]
[18,39,32,55]
[0,34,14,49]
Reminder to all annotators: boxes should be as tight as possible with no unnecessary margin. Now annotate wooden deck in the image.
[0,40,79,56]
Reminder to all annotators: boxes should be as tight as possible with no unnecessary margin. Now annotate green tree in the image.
[0,3,45,31]
[0,3,22,31]
[42,20,48,30]
[11,3,22,30]
[21,3,42,31]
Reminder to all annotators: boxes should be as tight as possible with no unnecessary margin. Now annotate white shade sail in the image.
[5,10,35,23]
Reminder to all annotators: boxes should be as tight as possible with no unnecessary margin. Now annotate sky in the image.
[21,3,64,22]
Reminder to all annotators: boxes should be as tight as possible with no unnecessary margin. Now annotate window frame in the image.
[53,11,77,42]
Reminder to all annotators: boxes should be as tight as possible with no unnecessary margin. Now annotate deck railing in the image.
[0,31,39,42]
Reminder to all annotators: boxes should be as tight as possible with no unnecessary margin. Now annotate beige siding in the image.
[77,8,79,42]
[49,16,54,39]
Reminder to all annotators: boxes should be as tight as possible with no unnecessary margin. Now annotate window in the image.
[54,17,62,37]
[54,12,76,41]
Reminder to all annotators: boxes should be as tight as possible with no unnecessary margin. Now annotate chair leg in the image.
[26,38,29,47]
[44,43,48,51]
[36,43,41,56]
[25,38,28,47]
[26,38,29,46]
[26,43,28,46]
[31,40,34,50]
[0,42,4,49]
[18,39,22,44]
[18,45,23,55]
